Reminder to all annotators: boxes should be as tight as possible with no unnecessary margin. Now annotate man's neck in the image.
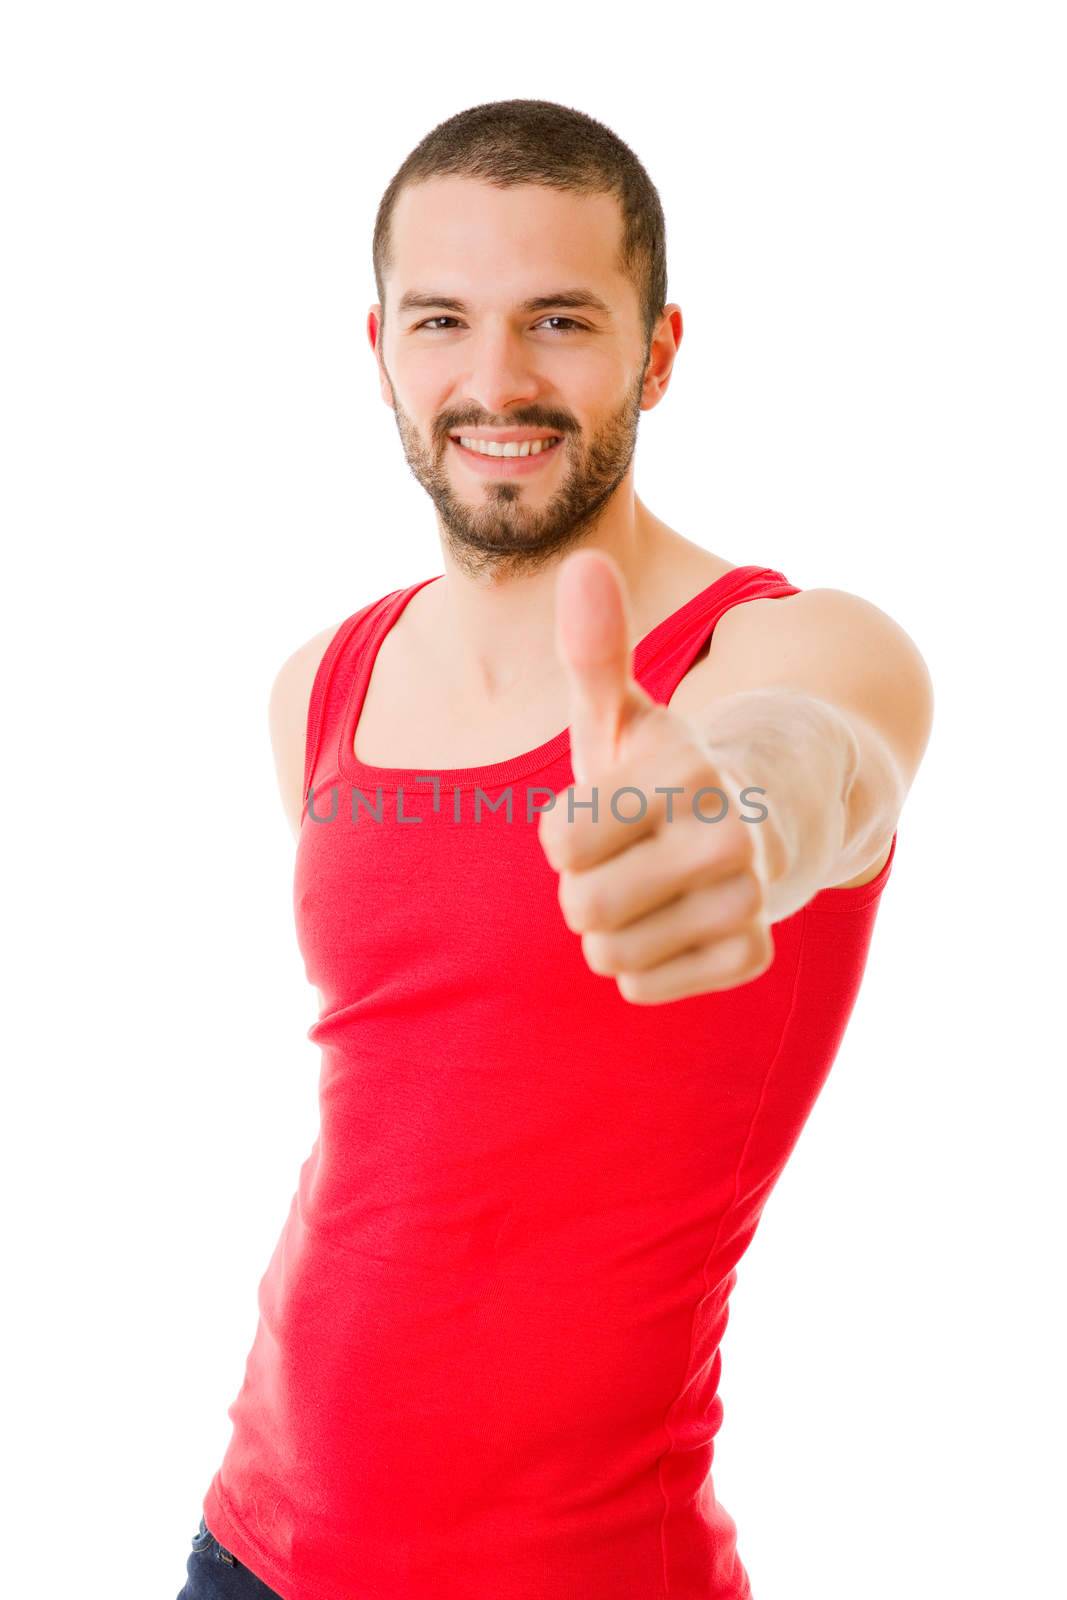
[423,499,693,702]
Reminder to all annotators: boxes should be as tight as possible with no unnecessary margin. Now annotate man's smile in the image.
[447,430,565,477]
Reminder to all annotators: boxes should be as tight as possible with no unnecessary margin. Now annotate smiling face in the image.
[370,176,665,579]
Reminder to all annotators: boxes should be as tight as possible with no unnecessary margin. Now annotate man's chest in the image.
[348,624,716,774]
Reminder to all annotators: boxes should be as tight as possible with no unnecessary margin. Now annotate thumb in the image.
[555,551,646,785]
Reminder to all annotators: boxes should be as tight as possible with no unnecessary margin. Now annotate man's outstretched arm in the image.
[539,556,934,1003]
[680,585,935,919]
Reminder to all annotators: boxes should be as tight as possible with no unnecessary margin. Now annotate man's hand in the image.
[537,550,776,1004]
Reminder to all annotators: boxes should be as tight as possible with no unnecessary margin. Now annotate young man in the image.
[180,100,933,1600]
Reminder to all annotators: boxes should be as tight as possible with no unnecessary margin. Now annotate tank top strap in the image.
[302,579,438,808]
[634,565,802,706]
[303,567,800,805]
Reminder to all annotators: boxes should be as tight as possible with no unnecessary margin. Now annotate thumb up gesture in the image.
[537,550,774,1003]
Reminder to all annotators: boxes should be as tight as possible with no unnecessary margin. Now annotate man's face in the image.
[370,177,656,578]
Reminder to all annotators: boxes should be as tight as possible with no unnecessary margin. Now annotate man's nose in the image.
[457,325,544,417]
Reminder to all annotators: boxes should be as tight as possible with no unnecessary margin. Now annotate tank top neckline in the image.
[336,564,786,793]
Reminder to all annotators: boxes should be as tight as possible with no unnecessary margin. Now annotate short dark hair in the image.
[372,99,668,359]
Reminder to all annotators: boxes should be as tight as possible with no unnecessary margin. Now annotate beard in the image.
[385,367,646,582]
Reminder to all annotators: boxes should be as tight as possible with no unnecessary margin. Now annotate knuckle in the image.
[616,969,653,1003]
[750,926,775,974]
[582,931,619,975]
[541,810,581,871]
[538,813,561,865]
[711,930,755,976]
[567,874,613,930]
[557,872,582,930]
[579,887,607,928]
[550,835,577,874]
[725,927,773,980]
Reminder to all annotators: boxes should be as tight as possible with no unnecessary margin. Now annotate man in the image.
[181,99,932,1600]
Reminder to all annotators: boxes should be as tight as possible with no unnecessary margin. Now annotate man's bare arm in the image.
[673,587,934,910]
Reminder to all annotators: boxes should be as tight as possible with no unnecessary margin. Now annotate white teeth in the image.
[456,436,560,457]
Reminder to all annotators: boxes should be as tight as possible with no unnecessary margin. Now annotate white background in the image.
[2,4,1063,1597]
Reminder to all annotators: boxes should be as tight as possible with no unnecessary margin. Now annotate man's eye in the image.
[414,317,585,334]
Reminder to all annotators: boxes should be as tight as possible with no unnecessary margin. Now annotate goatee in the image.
[387,370,646,583]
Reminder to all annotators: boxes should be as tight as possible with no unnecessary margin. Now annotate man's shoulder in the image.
[268,577,425,726]
[268,619,348,838]
[269,618,348,723]
[670,579,932,742]
[691,582,921,678]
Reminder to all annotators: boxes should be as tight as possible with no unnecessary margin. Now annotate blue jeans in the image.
[176,1515,283,1599]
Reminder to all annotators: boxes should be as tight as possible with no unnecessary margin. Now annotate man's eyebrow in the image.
[396,289,614,318]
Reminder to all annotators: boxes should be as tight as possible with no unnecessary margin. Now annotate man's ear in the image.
[640,303,683,412]
[367,306,394,408]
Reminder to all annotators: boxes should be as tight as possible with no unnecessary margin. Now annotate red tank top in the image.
[202,564,897,1600]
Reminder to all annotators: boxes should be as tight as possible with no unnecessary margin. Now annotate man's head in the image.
[368,100,681,580]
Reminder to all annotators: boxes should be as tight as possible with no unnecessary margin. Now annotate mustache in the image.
[437,416,576,439]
